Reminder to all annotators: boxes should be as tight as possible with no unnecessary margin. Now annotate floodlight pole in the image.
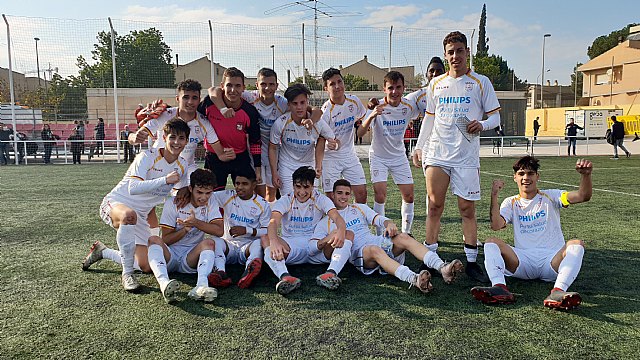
[3,14,18,164]
[108,17,121,163]
[540,33,551,109]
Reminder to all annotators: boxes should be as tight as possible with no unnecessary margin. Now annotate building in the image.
[1,67,49,100]
[578,25,640,110]
[527,82,578,109]
[338,55,415,91]
[174,56,257,88]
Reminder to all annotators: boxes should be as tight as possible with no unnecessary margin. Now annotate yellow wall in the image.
[526,104,639,136]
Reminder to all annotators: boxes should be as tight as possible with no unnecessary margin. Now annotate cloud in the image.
[359,5,420,27]
[121,5,298,25]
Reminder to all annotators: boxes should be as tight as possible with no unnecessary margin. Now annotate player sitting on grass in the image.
[326,179,463,293]
[147,169,223,304]
[471,156,592,310]
[83,119,190,292]
[207,167,270,289]
[263,166,347,295]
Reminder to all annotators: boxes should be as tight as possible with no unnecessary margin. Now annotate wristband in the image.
[220,106,229,113]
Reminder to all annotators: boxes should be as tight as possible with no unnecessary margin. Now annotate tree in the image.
[289,75,322,90]
[473,54,527,91]
[343,74,377,91]
[587,23,639,59]
[20,74,82,121]
[571,62,584,103]
[77,28,175,88]
[0,79,10,103]
[476,4,489,57]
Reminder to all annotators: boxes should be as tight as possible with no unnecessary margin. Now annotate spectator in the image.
[69,129,83,164]
[120,124,135,163]
[95,118,105,155]
[0,123,13,165]
[404,120,416,158]
[77,120,86,154]
[533,116,541,141]
[354,118,363,145]
[611,115,631,159]
[565,118,583,156]
[41,124,54,164]
[15,131,27,164]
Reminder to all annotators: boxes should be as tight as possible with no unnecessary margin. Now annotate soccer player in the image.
[319,179,462,293]
[207,167,270,289]
[199,67,262,190]
[82,119,190,292]
[471,156,592,310]
[269,84,335,196]
[319,68,368,203]
[358,71,418,235]
[147,169,223,303]
[263,166,347,295]
[420,31,501,283]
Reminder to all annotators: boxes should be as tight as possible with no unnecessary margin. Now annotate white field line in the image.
[533,167,640,172]
[481,171,640,198]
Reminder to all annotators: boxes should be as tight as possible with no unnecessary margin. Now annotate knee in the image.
[458,204,475,219]
[567,239,585,249]
[374,191,386,203]
[202,238,216,250]
[403,194,414,203]
[427,201,444,216]
[138,258,151,273]
[345,230,355,241]
[484,237,502,245]
[122,209,137,225]
[147,235,163,246]
[367,245,385,260]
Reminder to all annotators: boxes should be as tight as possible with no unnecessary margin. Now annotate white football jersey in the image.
[141,107,219,165]
[272,189,336,238]
[270,112,335,168]
[106,148,188,214]
[424,70,501,168]
[368,97,419,159]
[320,94,366,160]
[213,189,270,242]
[159,196,222,252]
[242,90,289,164]
[313,203,387,241]
[405,87,428,115]
[500,189,567,252]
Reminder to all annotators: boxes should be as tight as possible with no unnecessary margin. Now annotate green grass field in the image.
[1,156,639,359]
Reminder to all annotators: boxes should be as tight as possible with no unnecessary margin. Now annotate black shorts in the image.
[204,150,254,190]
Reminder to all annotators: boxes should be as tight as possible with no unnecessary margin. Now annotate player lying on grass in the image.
[83,119,190,292]
[318,179,463,293]
[206,167,270,290]
[262,166,347,295]
[471,156,592,310]
[148,169,223,304]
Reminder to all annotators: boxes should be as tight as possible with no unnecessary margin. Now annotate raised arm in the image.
[566,159,592,205]
[490,179,507,230]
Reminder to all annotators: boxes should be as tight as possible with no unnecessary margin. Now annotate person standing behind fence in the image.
[69,129,83,164]
[611,115,631,159]
[0,123,13,165]
[95,118,105,155]
[41,124,54,164]
[120,124,135,163]
[565,118,582,156]
[533,117,541,141]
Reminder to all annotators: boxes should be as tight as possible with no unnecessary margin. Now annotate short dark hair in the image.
[322,67,342,85]
[292,166,316,185]
[443,31,468,50]
[190,169,217,189]
[284,83,312,102]
[223,67,245,85]
[98,118,104,122]
[384,71,404,86]
[513,155,540,173]
[428,57,444,68]
[332,179,351,192]
[611,115,617,121]
[258,68,277,80]
[235,166,257,182]
[163,118,190,138]
[177,79,202,93]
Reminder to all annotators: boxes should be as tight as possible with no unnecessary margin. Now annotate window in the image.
[595,73,609,85]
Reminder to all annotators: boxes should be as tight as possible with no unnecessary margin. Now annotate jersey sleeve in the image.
[207,203,223,222]
[499,197,514,224]
[545,189,567,208]
[359,204,388,227]
[312,215,332,240]
[271,194,290,215]
[482,77,501,116]
[425,85,436,116]
[355,97,367,120]
[198,96,214,117]
[159,197,179,229]
[316,193,337,214]
[275,94,289,115]
[258,200,271,229]
[270,117,285,145]
[242,90,259,104]
[405,89,426,115]
[198,115,219,145]
[316,120,335,139]
[129,150,153,181]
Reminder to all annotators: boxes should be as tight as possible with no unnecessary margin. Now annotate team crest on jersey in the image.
[373,169,379,177]
[351,208,358,215]
[200,208,207,216]
[194,126,201,134]
[402,108,408,116]
[324,179,331,187]
[306,128,312,136]
[250,207,258,215]
[236,122,244,131]
[271,108,277,117]
[348,104,354,113]
[465,82,474,92]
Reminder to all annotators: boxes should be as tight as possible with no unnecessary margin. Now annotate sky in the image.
[1,0,638,86]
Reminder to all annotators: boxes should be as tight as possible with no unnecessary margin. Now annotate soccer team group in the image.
[82,31,593,310]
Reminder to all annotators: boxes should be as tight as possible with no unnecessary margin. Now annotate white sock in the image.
[423,250,444,270]
[196,250,215,288]
[373,202,385,235]
[308,240,322,257]
[264,247,289,279]
[425,242,438,253]
[327,240,352,275]
[464,244,478,263]
[394,265,416,284]
[554,244,584,291]
[148,244,169,289]
[484,242,506,286]
[245,240,263,267]
[401,201,414,233]
[103,247,122,264]
[213,237,227,272]
[116,224,136,275]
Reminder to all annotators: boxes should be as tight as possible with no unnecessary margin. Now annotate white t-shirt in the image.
[500,189,568,252]
[320,94,366,160]
[368,97,419,159]
[424,70,501,168]
[405,87,428,115]
[313,203,387,240]
[213,189,271,241]
[271,189,336,238]
[141,107,219,165]
[159,196,222,252]
[107,148,188,214]
[242,91,289,164]
[270,112,335,168]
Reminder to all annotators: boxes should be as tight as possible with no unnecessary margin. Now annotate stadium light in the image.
[540,33,551,109]
[34,37,41,87]
[270,44,275,70]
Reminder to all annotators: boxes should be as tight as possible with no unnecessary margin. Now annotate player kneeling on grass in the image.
[207,167,270,289]
[83,119,190,292]
[263,166,347,295]
[330,180,462,293]
[147,169,224,304]
[471,156,592,310]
